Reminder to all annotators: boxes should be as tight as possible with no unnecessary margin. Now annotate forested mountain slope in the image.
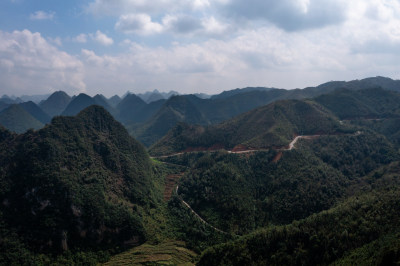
[150,99,348,155]
[0,104,44,133]
[315,87,400,119]
[160,129,397,234]
[198,184,400,265]
[0,106,161,263]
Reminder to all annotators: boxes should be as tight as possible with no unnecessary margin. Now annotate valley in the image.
[1,78,400,265]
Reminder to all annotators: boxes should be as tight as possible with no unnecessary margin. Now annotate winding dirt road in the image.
[154,131,362,159]
[162,131,362,230]
[284,135,320,151]
[175,185,229,235]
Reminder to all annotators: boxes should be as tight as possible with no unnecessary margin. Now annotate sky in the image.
[0,0,399,97]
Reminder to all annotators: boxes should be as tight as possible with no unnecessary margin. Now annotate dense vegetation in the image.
[150,99,349,155]
[198,161,400,265]
[0,106,162,264]
[315,87,400,119]
[159,130,397,235]
[198,186,400,265]
[0,104,44,133]
[2,79,400,264]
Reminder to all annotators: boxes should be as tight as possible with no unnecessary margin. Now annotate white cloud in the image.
[87,0,208,16]
[162,14,203,34]
[48,37,62,46]
[201,16,231,36]
[3,0,400,97]
[73,33,88,43]
[221,0,347,31]
[115,13,232,37]
[30,10,55,20]
[115,14,163,35]
[193,0,211,9]
[90,30,114,46]
[0,29,85,95]
[78,10,400,95]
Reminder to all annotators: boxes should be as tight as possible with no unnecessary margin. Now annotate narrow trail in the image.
[175,185,229,235]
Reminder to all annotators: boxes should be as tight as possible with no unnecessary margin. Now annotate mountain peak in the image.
[40,91,71,117]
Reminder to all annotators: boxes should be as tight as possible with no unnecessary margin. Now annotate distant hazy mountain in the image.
[108,95,122,107]
[306,76,400,94]
[0,101,10,112]
[116,93,147,123]
[0,104,43,133]
[122,98,167,125]
[201,89,290,123]
[0,95,23,104]
[61,93,95,116]
[19,101,51,124]
[137,90,179,103]
[20,93,51,103]
[39,91,71,117]
[146,92,165,103]
[57,93,116,117]
[211,87,276,99]
[193,93,212,99]
[129,90,290,146]
[93,94,116,115]
[131,95,209,146]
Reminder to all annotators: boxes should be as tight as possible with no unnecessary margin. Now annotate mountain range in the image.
[2,78,400,264]
[1,76,400,148]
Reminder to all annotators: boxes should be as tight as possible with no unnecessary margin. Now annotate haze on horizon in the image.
[0,0,399,97]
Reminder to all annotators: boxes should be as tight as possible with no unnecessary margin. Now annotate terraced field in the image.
[104,241,197,265]
[164,173,184,201]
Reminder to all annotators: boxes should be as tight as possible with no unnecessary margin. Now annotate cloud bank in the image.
[0,30,85,95]
[1,0,400,97]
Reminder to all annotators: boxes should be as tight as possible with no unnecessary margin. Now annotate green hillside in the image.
[315,87,400,119]
[314,87,400,148]
[19,101,51,124]
[198,185,400,266]
[0,106,162,264]
[150,99,347,155]
[0,104,44,133]
[161,130,396,235]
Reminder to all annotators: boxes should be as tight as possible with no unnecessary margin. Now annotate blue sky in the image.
[1,0,400,97]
